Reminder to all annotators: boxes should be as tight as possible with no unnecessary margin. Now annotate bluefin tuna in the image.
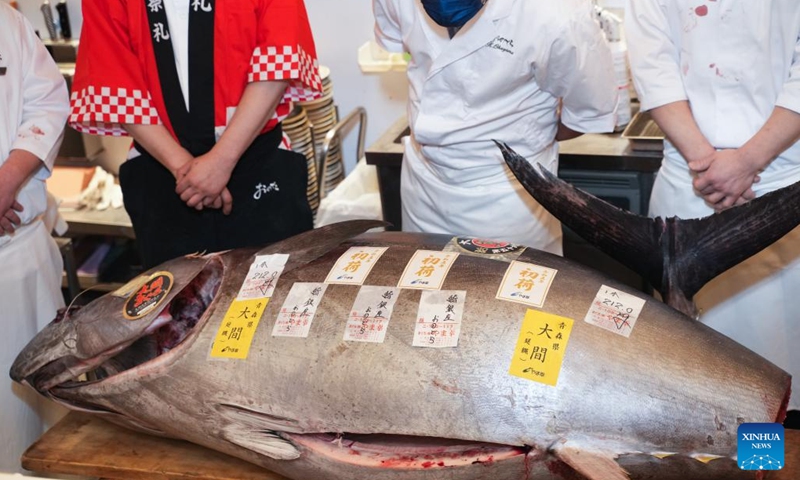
[9,194,797,479]
[11,216,790,480]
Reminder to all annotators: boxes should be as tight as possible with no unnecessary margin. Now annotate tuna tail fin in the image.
[667,184,800,308]
[498,140,800,318]
[258,220,390,273]
[551,441,630,480]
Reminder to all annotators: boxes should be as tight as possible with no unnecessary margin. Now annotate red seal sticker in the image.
[455,238,524,255]
[123,272,174,320]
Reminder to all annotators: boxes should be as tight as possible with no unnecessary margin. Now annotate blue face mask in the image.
[420,0,485,28]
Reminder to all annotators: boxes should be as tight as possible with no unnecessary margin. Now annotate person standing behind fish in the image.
[372,0,618,254]
[0,2,70,472]
[626,0,800,424]
[70,0,324,269]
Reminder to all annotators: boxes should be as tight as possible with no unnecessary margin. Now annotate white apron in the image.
[0,220,66,473]
[374,0,618,254]
[402,137,563,254]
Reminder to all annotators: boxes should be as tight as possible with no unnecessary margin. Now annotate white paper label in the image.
[495,261,558,308]
[412,290,466,348]
[325,247,388,285]
[584,285,646,338]
[397,250,459,290]
[237,254,289,300]
[272,283,328,338]
[343,286,401,343]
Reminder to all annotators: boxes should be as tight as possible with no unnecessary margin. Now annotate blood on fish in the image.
[695,5,708,16]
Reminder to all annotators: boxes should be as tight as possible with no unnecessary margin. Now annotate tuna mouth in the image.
[287,433,531,469]
[26,259,224,393]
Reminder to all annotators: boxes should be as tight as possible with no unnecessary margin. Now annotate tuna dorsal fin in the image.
[498,141,800,318]
[257,220,390,272]
[551,441,630,480]
[496,141,664,289]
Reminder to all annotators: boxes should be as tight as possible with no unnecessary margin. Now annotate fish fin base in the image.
[222,426,300,460]
[552,442,630,480]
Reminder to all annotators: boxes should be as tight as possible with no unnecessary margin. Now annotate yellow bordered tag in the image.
[496,261,557,308]
[397,250,459,290]
[210,298,270,359]
[509,310,574,386]
[122,272,174,320]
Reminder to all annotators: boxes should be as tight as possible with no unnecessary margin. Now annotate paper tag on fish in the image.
[210,298,269,359]
[272,283,328,338]
[412,290,466,348]
[343,286,401,343]
[397,250,459,290]
[509,310,574,387]
[584,285,646,338]
[496,261,557,308]
[122,272,174,320]
[236,254,289,300]
[325,247,388,285]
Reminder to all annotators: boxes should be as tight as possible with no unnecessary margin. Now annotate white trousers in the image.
[0,220,66,473]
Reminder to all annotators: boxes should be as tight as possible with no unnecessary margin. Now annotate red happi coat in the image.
[69,0,322,139]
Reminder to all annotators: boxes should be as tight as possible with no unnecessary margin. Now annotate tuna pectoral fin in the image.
[258,220,390,273]
[552,442,630,480]
[222,426,300,460]
[219,404,303,460]
[497,141,663,289]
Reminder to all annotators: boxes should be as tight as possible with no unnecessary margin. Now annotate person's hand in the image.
[0,171,22,235]
[687,149,761,211]
[175,154,234,214]
[200,188,234,214]
[0,201,23,236]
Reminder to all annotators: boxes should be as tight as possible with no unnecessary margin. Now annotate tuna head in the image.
[10,252,224,420]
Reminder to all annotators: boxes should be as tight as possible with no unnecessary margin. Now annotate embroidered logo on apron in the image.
[254,182,280,200]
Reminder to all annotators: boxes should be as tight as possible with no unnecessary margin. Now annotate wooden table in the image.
[22,412,800,479]
[22,412,288,480]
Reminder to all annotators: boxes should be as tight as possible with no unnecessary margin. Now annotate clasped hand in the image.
[175,153,234,215]
[688,148,762,212]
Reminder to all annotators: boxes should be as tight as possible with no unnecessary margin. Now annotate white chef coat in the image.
[0,3,69,472]
[626,0,800,410]
[374,0,618,253]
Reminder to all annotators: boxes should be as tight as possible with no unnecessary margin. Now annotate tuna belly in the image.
[280,433,544,480]
[256,434,769,480]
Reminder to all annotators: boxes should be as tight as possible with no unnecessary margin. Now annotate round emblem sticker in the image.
[123,272,174,320]
[455,238,524,255]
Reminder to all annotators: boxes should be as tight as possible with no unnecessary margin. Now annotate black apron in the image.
[119,0,312,268]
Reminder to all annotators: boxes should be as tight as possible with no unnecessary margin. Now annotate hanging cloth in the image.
[143,0,215,155]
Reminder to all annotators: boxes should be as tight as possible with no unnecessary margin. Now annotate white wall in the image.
[3,0,409,173]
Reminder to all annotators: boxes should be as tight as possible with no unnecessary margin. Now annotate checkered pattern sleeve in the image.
[69,0,163,136]
[70,87,161,136]
[248,0,323,103]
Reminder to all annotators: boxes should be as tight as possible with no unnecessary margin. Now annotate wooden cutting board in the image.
[21,412,288,480]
